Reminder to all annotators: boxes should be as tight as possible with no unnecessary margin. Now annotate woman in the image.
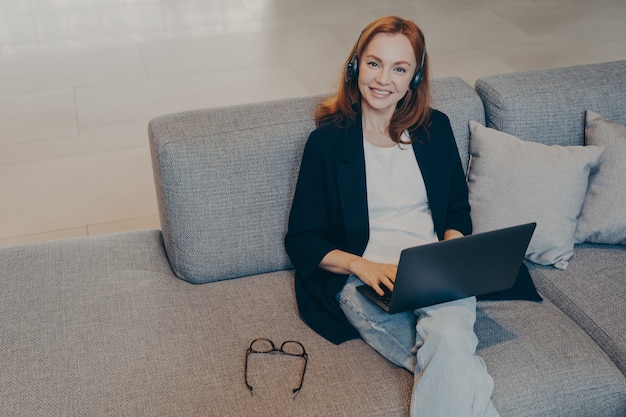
[284,16,500,417]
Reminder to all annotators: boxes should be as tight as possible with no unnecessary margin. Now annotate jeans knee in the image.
[427,324,478,352]
[415,304,479,355]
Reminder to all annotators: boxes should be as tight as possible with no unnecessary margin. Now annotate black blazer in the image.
[284,110,472,344]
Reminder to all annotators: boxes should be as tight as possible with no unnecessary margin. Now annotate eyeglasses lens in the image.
[281,341,305,356]
[250,338,274,353]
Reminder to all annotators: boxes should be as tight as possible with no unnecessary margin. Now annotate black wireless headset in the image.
[344,31,426,91]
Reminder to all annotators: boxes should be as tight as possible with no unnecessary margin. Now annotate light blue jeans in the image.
[337,275,500,417]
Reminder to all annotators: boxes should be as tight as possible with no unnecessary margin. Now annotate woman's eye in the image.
[395,67,407,73]
[367,61,379,68]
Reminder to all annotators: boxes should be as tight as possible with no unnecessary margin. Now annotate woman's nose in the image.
[376,69,391,84]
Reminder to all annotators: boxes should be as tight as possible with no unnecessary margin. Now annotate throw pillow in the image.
[575,110,626,245]
[467,121,603,270]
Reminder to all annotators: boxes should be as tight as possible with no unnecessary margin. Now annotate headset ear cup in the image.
[411,48,426,90]
[411,69,423,90]
[346,55,358,83]
[345,31,364,84]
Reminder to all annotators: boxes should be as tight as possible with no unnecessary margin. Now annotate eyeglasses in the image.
[244,338,308,397]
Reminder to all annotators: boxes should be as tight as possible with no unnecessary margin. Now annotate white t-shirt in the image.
[361,135,437,265]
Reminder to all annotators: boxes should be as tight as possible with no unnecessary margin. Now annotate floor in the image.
[1,0,626,248]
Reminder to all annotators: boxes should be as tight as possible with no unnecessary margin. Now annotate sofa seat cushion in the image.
[2,232,624,417]
[476,299,626,416]
[0,232,410,417]
[527,243,626,376]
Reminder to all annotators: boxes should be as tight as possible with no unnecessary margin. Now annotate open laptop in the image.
[356,222,536,313]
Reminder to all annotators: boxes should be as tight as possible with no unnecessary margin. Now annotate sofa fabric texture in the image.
[148,98,318,284]
[527,243,626,376]
[475,60,626,147]
[1,61,626,416]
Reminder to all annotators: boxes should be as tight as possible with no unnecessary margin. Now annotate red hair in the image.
[315,16,431,144]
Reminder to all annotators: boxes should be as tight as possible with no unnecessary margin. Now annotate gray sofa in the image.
[2,61,625,417]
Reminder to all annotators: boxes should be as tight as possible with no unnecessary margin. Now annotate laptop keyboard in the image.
[376,286,393,306]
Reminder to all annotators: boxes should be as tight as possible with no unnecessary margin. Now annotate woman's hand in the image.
[444,229,464,240]
[351,258,397,296]
[319,249,397,296]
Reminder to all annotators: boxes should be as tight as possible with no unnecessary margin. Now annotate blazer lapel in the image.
[337,119,370,255]
[411,130,448,238]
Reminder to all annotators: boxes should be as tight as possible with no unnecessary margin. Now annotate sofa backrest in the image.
[149,77,484,284]
[476,60,626,146]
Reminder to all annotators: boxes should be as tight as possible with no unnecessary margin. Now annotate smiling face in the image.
[357,32,417,118]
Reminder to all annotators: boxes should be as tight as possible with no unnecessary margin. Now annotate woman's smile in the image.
[370,87,393,97]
